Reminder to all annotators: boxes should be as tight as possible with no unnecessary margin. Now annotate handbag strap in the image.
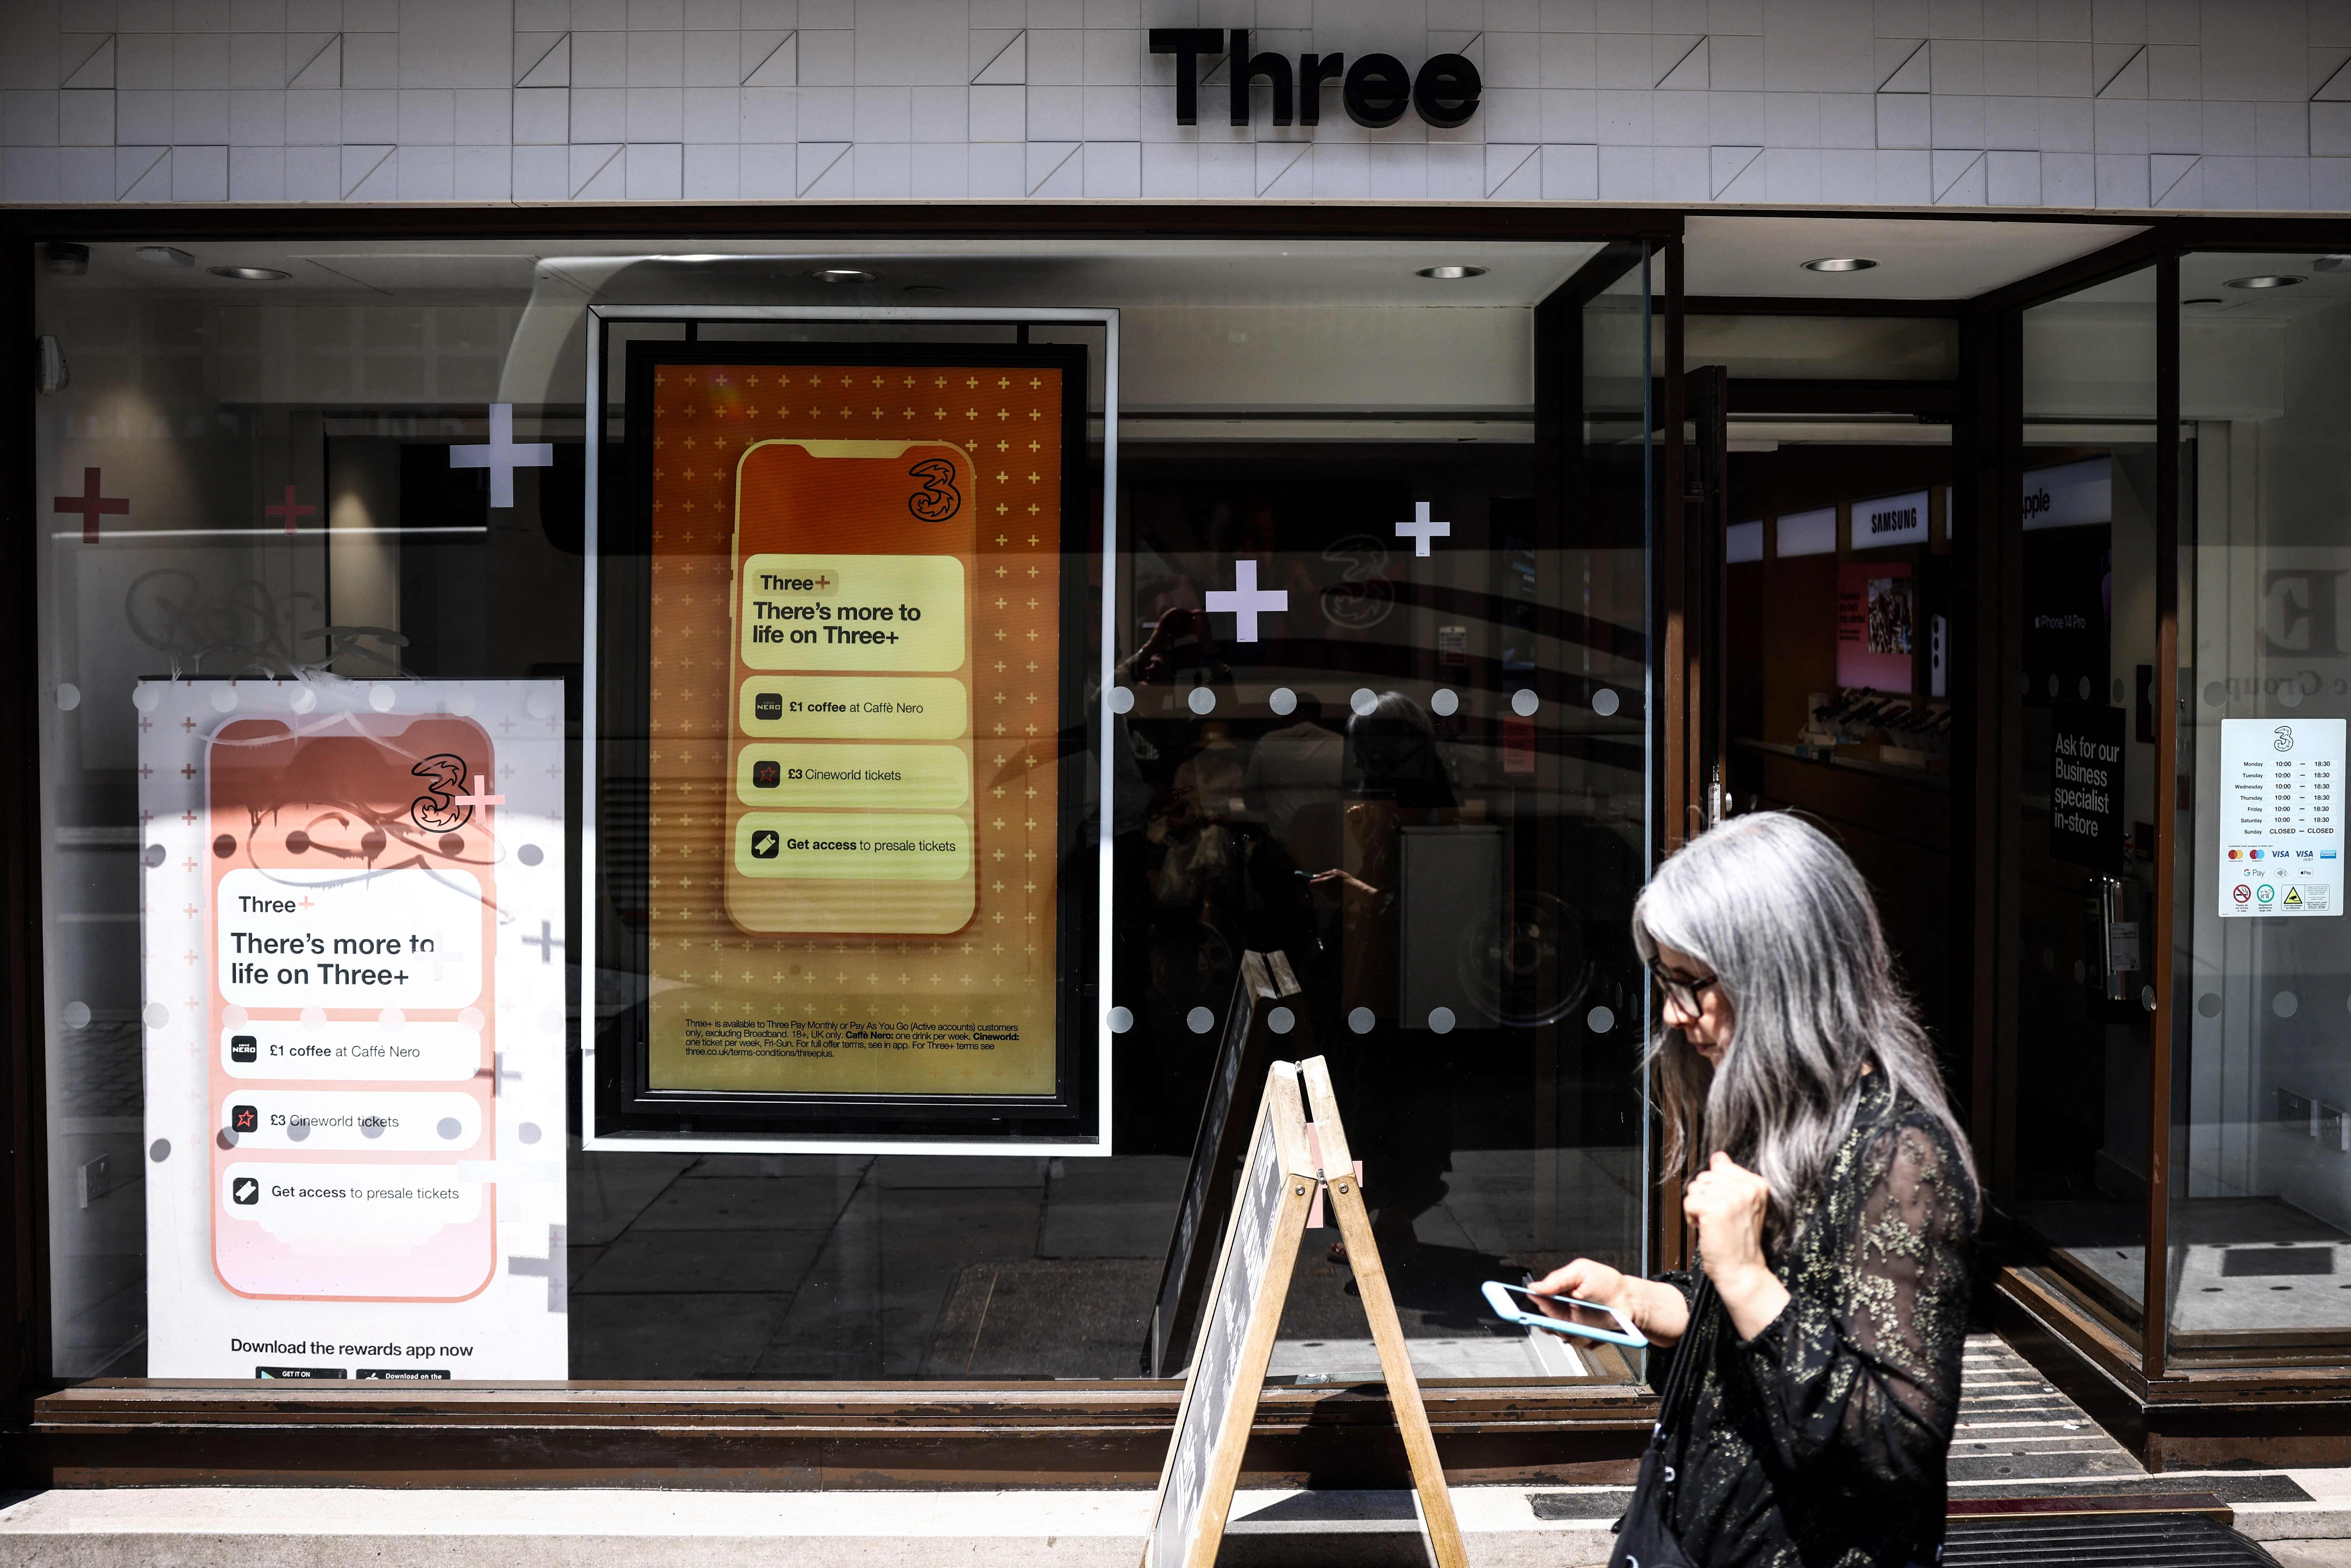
[1650,1271,1718,1437]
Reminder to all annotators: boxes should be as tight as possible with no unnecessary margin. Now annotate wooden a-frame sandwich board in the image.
[1139,1055,1467,1568]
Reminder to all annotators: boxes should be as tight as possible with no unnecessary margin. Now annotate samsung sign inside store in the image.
[1150,29,1482,129]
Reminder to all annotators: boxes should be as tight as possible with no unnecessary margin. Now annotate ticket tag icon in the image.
[750,828,781,860]
[231,1176,260,1206]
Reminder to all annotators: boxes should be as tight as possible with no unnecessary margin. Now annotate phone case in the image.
[1479,1280,1648,1347]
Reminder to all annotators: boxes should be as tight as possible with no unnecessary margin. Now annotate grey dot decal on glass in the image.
[1268,1006,1295,1035]
[1431,688,1458,717]
[2077,676,2091,700]
[1269,687,1297,716]
[2072,960,2086,985]
[1108,1006,1134,1034]
[362,1121,385,1139]
[211,686,238,713]
[1350,688,1378,717]
[288,1120,309,1142]
[369,683,397,713]
[1592,688,1620,717]
[2205,681,2228,707]
[2276,991,2300,1019]
[132,684,159,712]
[55,683,79,710]
[62,1001,89,1030]
[527,687,558,720]
[2198,993,2222,1018]
[1587,1005,1616,1034]
[1187,686,1216,715]
[1186,1006,1215,1034]
[2280,683,2303,708]
[143,843,166,867]
[2140,985,2156,1012]
[149,1139,170,1163]
[518,843,544,867]
[217,1129,238,1150]
[1511,689,1539,717]
[1108,685,1135,715]
[2047,674,2060,697]
[519,1122,543,1145]
[437,1117,463,1139]
[2111,678,2125,703]
[1428,1007,1456,1035]
[1347,1006,1376,1034]
[143,1003,168,1030]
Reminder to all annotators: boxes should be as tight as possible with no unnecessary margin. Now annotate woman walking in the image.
[1535,813,1978,1568]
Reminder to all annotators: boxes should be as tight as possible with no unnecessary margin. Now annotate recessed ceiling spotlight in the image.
[134,245,196,268]
[2183,296,2226,308]
[208,265,290,281]
[1802,257,1878,273]
[1416,265,1488,279]
[2313,255,2351,272]
[808,267,876,284]
[2225,274,2303,290]
[901,283,947,294]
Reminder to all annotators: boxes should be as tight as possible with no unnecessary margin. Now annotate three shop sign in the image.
[1149,29,1481,129]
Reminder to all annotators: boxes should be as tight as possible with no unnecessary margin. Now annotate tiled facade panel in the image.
[1,0,2348,208]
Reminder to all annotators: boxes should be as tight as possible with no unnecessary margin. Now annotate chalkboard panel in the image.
[1144,1061,1314,1568]
[1146,950,1306,1378]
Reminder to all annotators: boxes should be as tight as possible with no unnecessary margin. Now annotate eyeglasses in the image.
[1646,958,1722,1014]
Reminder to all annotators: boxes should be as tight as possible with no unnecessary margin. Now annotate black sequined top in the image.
[1647,1073,1977,1568]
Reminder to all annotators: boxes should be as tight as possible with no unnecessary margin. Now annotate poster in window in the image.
[138,679,569,1379]
[1835,561,1916,693]
[597,341,1100,1144]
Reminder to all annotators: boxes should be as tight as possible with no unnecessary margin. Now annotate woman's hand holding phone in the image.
[1529,1258,1692,1347]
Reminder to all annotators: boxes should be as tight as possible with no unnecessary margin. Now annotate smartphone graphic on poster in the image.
[205,713,500,1301]
[723,437,980,937]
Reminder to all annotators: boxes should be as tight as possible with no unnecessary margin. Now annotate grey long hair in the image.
[1633,812,1979,1249]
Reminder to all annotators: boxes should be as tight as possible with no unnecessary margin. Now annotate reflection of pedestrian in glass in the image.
[1245,692,1345,857]
[1310,692,1457,1255]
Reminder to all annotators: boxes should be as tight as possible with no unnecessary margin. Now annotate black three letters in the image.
[1147,29,1481,130]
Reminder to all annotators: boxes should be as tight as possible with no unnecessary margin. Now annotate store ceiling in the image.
[60,238,1607,310]
[1683,215,2149,302]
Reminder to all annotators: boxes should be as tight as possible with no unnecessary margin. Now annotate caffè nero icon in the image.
[1150,29,1482,130]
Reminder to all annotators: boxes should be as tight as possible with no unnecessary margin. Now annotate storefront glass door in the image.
[2003,265,2164,1344]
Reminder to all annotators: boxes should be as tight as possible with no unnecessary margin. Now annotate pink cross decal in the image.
[54,467,128,543]
[266,484,314,535]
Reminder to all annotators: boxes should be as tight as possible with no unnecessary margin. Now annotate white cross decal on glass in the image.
[449,404,554,509]
[1205,559,1287,643]
[455,775,506,810]
[1395,501,1451,557]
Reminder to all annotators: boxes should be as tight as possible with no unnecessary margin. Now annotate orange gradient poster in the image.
[637,355,1074,1103]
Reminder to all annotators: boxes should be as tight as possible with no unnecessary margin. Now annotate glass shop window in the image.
[2170,254,2351,1359]
[34,239,1651,1385]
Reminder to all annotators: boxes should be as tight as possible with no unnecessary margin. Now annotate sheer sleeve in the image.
[1642,1270,1699,1395]
[1725,1115,1975,1483]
